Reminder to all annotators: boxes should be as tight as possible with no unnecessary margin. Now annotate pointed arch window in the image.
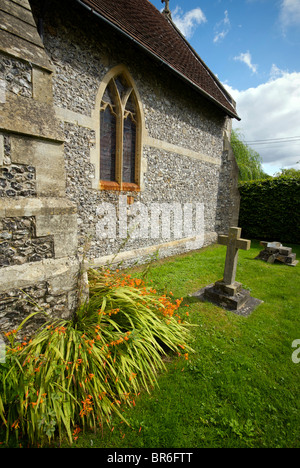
[100,72,141,191]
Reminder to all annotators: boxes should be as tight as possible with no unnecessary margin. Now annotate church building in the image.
[0,0,240,334]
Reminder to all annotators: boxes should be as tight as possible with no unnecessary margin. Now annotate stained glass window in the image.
[114,75,127,101]
[100,72,139,188]
[102,86,114,105]
[123,115,136,183]
[125,93,136,113]
[100,105,116,181]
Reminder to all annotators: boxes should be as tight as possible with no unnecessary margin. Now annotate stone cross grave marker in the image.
[217,227,251,294]
[193,227,262,316]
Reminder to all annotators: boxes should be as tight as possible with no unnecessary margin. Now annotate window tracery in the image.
[100,72,140,190]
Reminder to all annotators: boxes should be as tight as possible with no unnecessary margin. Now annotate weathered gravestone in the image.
[255,241,298,267]
[193,227,263,316]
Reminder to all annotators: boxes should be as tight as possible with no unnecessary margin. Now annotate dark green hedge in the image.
[238,177,300,244]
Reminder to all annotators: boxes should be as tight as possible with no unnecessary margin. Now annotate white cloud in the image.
[279,0,300,28]
[234,51,258,74]
[213,10,231,43]
[224,70,300,175]
[172,6,207,39]
[269,63,288,80]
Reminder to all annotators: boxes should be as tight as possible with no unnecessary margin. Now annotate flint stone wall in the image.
[0,281,70,336]
[0,216,54,267]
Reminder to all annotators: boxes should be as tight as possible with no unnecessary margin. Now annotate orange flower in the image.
[5,329,17,337]
[129,372,137,381]
[73,426,81,440]
[12,420,20,430]
[80,396,93,417]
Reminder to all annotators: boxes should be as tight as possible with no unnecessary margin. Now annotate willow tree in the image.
[230,130,268,181]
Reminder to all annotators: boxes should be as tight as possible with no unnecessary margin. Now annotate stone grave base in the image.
[192,280,263,317]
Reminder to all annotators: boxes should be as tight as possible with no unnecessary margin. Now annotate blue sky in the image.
[149,0,300,175]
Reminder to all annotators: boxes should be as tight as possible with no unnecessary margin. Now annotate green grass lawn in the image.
[72,240,300,448]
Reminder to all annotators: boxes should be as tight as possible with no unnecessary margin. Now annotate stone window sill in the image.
[100,181,140,192]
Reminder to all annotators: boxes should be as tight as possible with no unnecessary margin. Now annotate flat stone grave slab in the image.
[256,241,298,267]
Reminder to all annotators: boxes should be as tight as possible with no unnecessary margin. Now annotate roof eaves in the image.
[166,17,239,114]
[75,0,240,120]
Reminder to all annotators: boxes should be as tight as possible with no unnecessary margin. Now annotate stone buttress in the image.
[0,0,80,336]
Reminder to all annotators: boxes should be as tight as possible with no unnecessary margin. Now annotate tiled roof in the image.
[76,0,240,119]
